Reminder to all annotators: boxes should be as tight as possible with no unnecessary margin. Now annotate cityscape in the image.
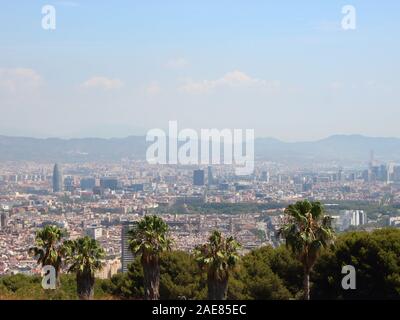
[1,153,400,277]
[1,0,400,306]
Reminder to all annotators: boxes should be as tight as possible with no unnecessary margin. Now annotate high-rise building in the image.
[52,163,63,193]
[358,210,367,225]
[261,171,270,183]
[362,169,370,182]
[80,177,96,190]
[86,226,103,240]
[121,222,138,273]
[100,178,120,190]
[369,150,375,168]
[379,164,389,182]
[193,169,205,186]
[338,168,343,182]
[207,166,214,186]
[0,212,8,229]
[367,164,389,183]
[392,166,400,182]
[64,176,75,192]
[337,210,367,231]
[302,182,313,192]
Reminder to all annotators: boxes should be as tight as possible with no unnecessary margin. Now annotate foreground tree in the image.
[312,228,400,300]
[228,245,300,300]
[63,236,105,300]
[194,230,241,300]
[159,250,207,300]
[104,250,207,300]
[279,200,335,300]
[28,225,66,286]
[128,215,172,300]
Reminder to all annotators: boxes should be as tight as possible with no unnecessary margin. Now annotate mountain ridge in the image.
[0,134,399,163]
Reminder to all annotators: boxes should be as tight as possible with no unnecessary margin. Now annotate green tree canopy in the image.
[312,228,400,300]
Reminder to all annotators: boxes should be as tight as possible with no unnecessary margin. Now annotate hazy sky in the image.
[0,1,399,141]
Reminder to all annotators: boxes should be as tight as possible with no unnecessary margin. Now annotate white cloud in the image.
[81,76,123,90]
[0,68,43,93]
[179,70,280,94]
[165,58,190,69]
[146,82,161,96]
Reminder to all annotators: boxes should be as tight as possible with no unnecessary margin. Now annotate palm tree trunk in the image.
[55,265,62,288]
[56,271,61,288]
[143,260,160,300]
[207,276,217,300]
[303,268,310,300]
[77,271,95,300]
[208,275,228,300]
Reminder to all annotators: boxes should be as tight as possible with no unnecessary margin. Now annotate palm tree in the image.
[279,200,335,300]
[28,225,66,286]
[128,215,172,300]
[63,236,105,300]
[193,230,241,300]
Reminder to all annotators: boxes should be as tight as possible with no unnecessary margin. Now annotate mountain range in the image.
[0,134,399,164]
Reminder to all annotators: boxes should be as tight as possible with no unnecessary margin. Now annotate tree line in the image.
[0,200,398,300]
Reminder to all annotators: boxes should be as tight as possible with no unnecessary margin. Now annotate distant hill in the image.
[255,135,400,163]
[0,136,147,162]
[0,134,400,164]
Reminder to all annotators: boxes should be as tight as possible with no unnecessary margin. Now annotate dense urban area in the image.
[1,153,400,278]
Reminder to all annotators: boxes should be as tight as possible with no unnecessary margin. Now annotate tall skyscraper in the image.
[261,171,270,183]
[193,169,205,186]
[121,222,138,273]
[52,163,63,193]
[0,212,8,229]
[338,168,343,182]
[358,211,367,225]
[369,150,375,168]
[392,166,400,182]
[338,210,367,231]
[207,166,214,186]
